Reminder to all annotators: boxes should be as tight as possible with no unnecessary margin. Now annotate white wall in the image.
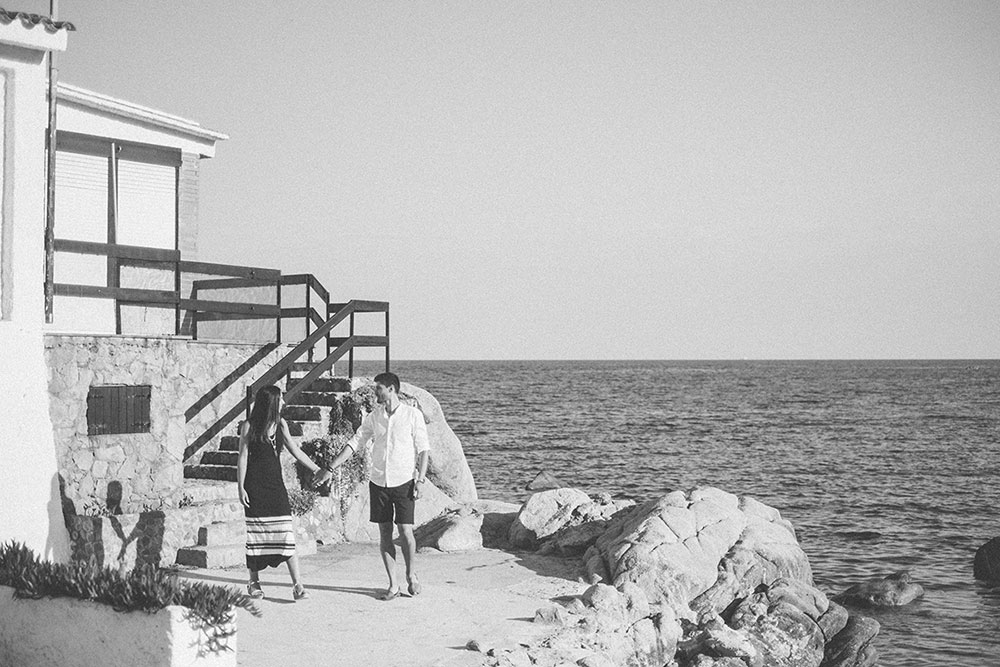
[0,24,71,561]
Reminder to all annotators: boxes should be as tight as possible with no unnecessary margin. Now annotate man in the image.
[313,372,429,600]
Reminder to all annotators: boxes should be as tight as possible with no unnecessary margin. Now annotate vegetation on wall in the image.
[0,541,260,647]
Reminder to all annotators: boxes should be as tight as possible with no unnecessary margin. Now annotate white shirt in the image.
[347,403,430,487]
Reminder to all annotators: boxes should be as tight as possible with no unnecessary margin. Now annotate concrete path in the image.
[179,543,588,667]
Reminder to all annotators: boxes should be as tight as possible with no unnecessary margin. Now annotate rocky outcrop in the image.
[415,507,484,552]
[832,570,924,607]
[974,537,1000,581]
[501,487,879,667]
[401,383,478,502]
[526,470,565,491]
[509,488,634,551]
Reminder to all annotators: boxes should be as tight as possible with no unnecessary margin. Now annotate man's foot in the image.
[381,588,400,601]
[247,582,264,599]
[407,575,422,596]
[292,584,309,601]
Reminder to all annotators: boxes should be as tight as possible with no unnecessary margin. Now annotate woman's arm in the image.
[279,419,321,474]
[237,421,250,507]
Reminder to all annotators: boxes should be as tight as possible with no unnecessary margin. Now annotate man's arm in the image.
[311,413,372,488]
[412,410,430,498]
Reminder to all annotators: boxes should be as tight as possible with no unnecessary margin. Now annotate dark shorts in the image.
[369,480,415,525]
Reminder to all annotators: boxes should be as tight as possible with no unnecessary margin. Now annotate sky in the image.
[28,1,1000,359]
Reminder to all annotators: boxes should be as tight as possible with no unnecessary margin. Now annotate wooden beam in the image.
[54,239,180,263]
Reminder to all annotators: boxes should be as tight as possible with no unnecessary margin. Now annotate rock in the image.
[533,605,570,625]
[820,614,880,667]
[401,383,478,502]
[413,479,460,527]
[541,521,609,556]
[470,499,521,549]
[414,507,484,551]
[832,570,924,607]
[508,488,591,550]
[526,470,565,491]
[728,578,829,667]
[465,639,483,652]
[974,537,1000,581]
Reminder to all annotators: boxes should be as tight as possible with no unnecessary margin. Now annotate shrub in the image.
[0,541,261,648]
[287,488,317,516]
[298,436,368,496]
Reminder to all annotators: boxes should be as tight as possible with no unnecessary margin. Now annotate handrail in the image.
[183,300,389,462]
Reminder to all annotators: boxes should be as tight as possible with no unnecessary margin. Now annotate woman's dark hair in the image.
[247,385,282,449]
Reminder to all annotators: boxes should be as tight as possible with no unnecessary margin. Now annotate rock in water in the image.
[526,470,565,491]
[832,571,924,607]
[974,537,1000,581]
[821,614,880,667]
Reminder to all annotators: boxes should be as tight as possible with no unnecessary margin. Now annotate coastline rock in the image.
[401,382,478,502]
[508,488,592,549]
[974,537,1000,581]
[584,487,812,622]
[820,614,880,667]
[525,470,565,491]
[470,499,521,549]
[832,570,924,607]
[414,506,484,552]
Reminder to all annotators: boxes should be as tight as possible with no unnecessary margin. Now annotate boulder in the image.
[727,578,830,667]
[401,383,478,502]
[414,507,483,552]
[469,499,520,549]
[526,470,565,491]
[585,487,813,621]
[974,537,1000,581]
[832,571,924,608]
[508,488,591,550]
[820,614,880,667]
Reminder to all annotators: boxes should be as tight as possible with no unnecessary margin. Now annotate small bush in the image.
[298,436,368,496]
[0,541,261,641]
[287,488,317,516]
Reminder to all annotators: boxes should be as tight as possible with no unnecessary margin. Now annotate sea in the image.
[361,359,1000,666]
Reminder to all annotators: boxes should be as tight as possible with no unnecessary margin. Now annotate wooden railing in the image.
[183,299,389,462]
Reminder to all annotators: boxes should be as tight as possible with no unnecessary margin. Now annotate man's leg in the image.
[397,523,420,595]
[378,521,399,594]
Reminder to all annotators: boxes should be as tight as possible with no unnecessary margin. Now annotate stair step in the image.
[288,421,326,441]
[282,405,323,422]
[198,520,246,546]
[287,391,340,407]
[175,480,238,505]
[295,377,351,393]
[176,543,245,569]
[220,435,240,452]
[184,464,237,483]
[201,451,238,466]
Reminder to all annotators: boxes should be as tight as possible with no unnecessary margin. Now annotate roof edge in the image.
[56,82,229,143]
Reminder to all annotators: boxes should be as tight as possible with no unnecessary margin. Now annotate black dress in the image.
[244,424,295,570]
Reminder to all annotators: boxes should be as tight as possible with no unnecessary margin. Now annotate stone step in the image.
[175,480,238,505]
[287,420,326,441]
[293,377,352,393]
[184,464,237,483]
[287,391,340,407]
[282,405,323,422]
[201,451,238,467]
[220,435,240,452]
[198,520,245,546]
[176,543,245,569]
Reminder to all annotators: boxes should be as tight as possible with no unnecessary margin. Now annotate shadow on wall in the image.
[60,477,165,570]
[42,473,71,562]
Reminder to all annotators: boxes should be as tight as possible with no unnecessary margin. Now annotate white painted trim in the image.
[57,82,228,142]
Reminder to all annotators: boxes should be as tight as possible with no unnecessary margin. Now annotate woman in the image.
[238,384,321,600]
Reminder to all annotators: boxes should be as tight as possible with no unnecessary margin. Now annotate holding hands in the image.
[312,467,334,489]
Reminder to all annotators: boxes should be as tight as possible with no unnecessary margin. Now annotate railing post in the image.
[384,305,390,372]
[174,254,181,335]
[305,278,313,363]
[274,274,282,344]
[348,309,355,378]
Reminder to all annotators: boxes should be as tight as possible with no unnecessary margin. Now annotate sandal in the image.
[407,575,422,596]
[292,584,309,601]
[247,582,264,599]
[381,588,400,601]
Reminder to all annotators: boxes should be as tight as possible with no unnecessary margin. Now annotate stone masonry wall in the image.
[45,334,289,513]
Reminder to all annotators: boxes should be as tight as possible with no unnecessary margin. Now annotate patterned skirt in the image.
[245,515,295,570]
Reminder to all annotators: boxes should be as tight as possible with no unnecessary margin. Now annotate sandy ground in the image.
[178,543,589,667]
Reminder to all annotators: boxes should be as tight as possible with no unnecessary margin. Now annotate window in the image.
[87,385,152,435]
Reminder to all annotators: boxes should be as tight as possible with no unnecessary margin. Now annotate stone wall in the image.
[45,334,289,513]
